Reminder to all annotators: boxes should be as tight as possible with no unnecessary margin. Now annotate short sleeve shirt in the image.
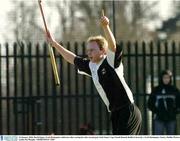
[74,45,134,112]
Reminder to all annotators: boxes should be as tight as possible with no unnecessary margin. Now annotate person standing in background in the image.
[148,70,180,135]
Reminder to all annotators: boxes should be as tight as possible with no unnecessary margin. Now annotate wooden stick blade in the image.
[48,44,60,85]
[38,0,60,86]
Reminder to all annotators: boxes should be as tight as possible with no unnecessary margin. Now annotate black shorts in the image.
[111,103,142,135]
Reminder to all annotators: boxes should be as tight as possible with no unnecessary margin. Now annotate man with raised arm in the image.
[46,14,142,135]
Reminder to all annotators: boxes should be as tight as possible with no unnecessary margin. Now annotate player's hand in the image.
[46,29,56,47]
[100,16,109,28]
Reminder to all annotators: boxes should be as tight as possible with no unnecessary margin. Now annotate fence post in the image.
[59,42,64,135]
[0,43,2,134]
[35,43,41,134]
[127,41,132,87]
[43,42,48,134]
[135,41,139,106]
[142,41,148,134]
[157,41,161,80]
[20,42,26,134]
[27,42,32,134]
[164,41,169,69]
[67,42,72,134]
[82,42,88,127]
[172,41,176,86]
[13,42,18,134]
[74,42,80,134]
[6,43,10,134]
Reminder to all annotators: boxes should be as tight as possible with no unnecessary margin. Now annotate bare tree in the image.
[51,0,103,42]
[172,0,180,15]
[7,0,160,43]
[8,0,45,44]
[113,0,159,41]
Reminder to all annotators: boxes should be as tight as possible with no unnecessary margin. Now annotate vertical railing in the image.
[14,43,18,134]
[127,41,132,88]
[0,43,2,134]
[43,42,48,134]
[36,43,40,134]
[157,41,161,82]
[28,42,32,134]
[67,42,72,134]
[6,43,10,134]
[59,42,64,135]
[135,41,139,106]
[20,43,25,134]
[74,42,80,133]
[82,42,88,126]
[172,41,176,86]
[142,41,148,134]
[164,41,168,69]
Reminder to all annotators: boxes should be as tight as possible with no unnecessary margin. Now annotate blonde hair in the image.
[87,35,108,50]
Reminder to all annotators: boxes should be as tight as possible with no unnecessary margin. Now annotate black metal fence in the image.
[0,41,180,135]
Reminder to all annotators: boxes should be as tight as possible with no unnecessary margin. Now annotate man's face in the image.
[86,41,105,63]
[162,74,171,85]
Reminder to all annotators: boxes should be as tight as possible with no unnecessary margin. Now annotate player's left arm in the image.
[100,16,116,52]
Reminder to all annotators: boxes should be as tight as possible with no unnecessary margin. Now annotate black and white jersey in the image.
[74,45,134,112]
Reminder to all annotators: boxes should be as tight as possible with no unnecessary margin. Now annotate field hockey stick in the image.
[38,0,60,85]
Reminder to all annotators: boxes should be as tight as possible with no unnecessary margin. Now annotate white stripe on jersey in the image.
[115,64,134,103]
[89,58,111,112]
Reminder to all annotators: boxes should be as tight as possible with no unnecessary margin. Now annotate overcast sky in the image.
[0,0,175,43]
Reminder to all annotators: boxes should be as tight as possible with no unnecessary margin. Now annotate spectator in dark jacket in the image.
[148,70,180,135]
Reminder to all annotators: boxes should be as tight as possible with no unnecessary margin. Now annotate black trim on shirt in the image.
[74,56,91,76]
[114,43,123,68]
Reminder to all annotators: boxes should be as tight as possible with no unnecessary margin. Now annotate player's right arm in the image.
[46,30,76,65]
